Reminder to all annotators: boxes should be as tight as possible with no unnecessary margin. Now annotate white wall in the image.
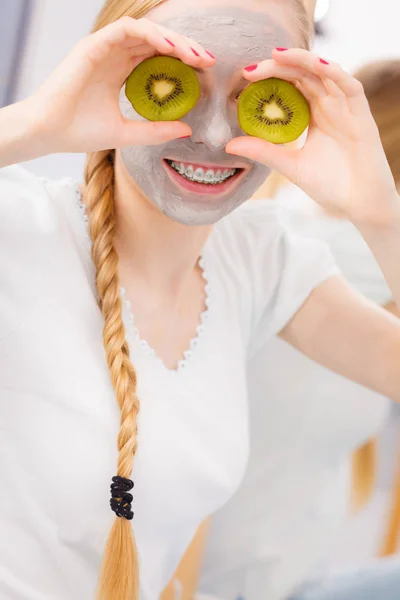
[18,0,400,182]
[314,0,400,72]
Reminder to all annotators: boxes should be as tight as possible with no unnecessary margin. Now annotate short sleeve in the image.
[229,200,340,358]
[0,165,60,342]
[273,183,392,306]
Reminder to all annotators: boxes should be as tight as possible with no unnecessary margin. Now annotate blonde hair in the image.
[354,59,400,184]
[284,0,313,49]
[84,2,312,600]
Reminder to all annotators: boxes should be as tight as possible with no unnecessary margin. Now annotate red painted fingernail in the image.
[244,64,258,72]
[165,38,175,47]
[178,135,191,139]
[191,47,200,57]
[276,47,288,51]
[320,58,329,65]
[206,51,216,59]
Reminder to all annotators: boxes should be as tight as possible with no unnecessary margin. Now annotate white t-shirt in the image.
[199,185,391,600]
[0,167,339,600]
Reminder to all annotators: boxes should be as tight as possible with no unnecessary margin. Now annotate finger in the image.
[90,17,171,61]
[124,19,186,57]
[313,58,362,96]
[119,119,192,147]
[271,47,321,71]
[98,17,205,70]
[155,23,215,68]
[243,61,328,100]
[321,78,346,99]
[154,25,202,66]
[183,36,216,63]
[273,48,370,114]
[271,48,346,98]
[128,44,154,57]
[226,136,300,182]
[314,59,371,114]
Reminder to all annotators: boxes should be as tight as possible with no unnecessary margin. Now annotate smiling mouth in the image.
[163,159,246,196]
[165,159,241,184]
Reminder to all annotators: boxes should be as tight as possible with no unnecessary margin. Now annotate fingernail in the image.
[320,58,329,65]
[276,47,288,51]
[206,51,216,59]
[244,64,258,72]
[191,48,200,57]
[178,135,191,139]
[165,38,175,47]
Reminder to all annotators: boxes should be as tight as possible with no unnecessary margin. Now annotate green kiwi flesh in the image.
[125,56,201,122]
[238,78,310,144]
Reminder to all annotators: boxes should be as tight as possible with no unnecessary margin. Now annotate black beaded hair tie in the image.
[110,476,134,521]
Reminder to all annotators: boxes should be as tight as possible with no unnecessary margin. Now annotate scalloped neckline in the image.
[71,180,211,374]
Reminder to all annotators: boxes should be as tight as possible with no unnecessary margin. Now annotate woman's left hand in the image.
[226,48,399,225]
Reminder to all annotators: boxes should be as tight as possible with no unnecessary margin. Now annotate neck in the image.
[113,154,212,294]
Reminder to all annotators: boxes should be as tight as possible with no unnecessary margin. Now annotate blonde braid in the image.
[84,150,141,600]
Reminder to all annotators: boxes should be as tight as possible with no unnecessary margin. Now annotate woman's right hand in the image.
[25,17,214,154]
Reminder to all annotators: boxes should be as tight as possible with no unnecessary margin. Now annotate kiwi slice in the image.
[238,78,310,144]
[125,56,200,122]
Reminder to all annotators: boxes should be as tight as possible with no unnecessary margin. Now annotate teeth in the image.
[172,162,186,175]
[194,168,205,181]
[205,170,215,182]
[169,161,237,184]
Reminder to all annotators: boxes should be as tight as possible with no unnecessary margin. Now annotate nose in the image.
[190,96,234,152]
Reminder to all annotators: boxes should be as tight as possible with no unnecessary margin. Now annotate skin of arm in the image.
[0,100,48,167]
[280,207,400,402]
[280,274,400,402]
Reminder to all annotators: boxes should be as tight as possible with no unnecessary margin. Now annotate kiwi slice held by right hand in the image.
[238,78,310,144]
[125,56,201,122]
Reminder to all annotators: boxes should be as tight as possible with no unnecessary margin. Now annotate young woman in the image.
[0,1,400,600]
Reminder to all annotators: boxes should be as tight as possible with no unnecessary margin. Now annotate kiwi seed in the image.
[238,78,310,144]
[125,56,200,122]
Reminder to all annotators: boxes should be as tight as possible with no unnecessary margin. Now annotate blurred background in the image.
[1,0,400,579]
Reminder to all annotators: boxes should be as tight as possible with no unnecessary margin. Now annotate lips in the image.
[162,158,247,196]
[166,160,238,184]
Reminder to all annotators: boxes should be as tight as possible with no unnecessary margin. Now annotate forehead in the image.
[150,6,295,67]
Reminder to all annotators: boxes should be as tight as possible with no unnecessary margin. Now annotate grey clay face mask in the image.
[119,9,293,226]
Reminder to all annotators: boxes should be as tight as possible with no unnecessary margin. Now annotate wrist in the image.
[20,96,58,157]
[350,190,400,232]
[0,98,53,167]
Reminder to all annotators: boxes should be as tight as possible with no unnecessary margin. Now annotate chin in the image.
[159,198,245,226]
[119,147,270,227]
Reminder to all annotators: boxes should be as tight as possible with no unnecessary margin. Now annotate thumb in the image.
[226,136,299,182]
[120,119,192,147]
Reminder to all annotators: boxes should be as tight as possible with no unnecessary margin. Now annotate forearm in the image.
[0,99,49,168]
[280,277,400,403]
[354,195,400,311]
